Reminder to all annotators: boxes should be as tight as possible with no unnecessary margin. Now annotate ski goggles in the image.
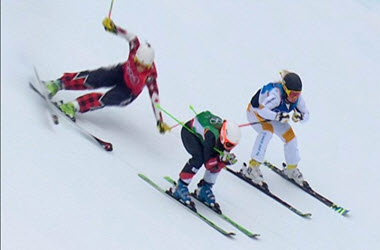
[134,56,152,70]
[224,141,237,151]
[283,83,301,98]
[220,132,237,151]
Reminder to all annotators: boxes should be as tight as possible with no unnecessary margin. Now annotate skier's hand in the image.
[102,17,117,33]
[157,121,171,134]
[205,157,225,172]
[275,112,290,123]
[220,151,237,165]
[292,111,303,123]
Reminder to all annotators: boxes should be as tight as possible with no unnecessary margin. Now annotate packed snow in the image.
[2,0,380,249]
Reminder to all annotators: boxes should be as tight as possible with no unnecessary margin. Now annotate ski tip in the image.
[338,208,350,216]
[137,173,146,179]
[342,210,350,216]
[163,176,175,184]
[103,142,113,151]
[249,233,261,238]
[331,203,350,216]
[226,232,236,237]
[52,114,59,124]
[303,212,312,218]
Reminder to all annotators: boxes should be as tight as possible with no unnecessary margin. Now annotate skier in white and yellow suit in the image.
[241,71,310,186]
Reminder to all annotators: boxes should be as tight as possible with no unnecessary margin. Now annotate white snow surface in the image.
[2,0,380,249]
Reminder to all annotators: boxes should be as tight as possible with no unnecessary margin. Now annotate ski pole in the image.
[189,104,268,128]
[168,106,197,130]
[155,104,194,135]
[108,0,115,18]
[239,120,269,127]
[189,105,198,115]
[155,104,223,155]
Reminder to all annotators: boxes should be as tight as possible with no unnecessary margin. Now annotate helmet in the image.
[135,42,155,67]
[220,121,241,150]
[282,72,302,92]
[280,71,302,103]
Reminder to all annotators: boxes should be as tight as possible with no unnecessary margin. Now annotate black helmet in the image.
[283,72,302,91]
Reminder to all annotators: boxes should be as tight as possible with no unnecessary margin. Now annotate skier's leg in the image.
[242,109,273,184]
[60,63,125,90]
[172,126,204,203]
[62,78,133,118]
[273,123,300,166]
[273,123,305,184]
[178,126,204,184]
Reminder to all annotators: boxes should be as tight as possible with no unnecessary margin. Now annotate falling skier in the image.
[43,17,170,134]
[171,110,241,211]
[240,70,310,186]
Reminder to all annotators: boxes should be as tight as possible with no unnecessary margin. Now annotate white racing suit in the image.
[247,82,309,165]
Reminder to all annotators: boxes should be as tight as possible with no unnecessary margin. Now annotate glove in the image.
[157,121,171,134]
[219,151,237,165]
[205,157,225,173]
[102,17,117,33]
[292,111,303,123]
[275,112,290,123]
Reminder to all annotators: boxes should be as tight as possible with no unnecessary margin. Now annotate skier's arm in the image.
[146,77,170,134]
[102,17,137,42]
[256,89,281,120]
[295,96,310,123]
[203,132,226,172]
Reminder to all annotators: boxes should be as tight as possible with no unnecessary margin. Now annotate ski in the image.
[225,167,312,218]
[263,161,350,216]
[163,176,260,238]
[137,174,235,237]
[30,68,113,152]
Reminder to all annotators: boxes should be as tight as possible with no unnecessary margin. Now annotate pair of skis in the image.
[139,164,349,238]
[138,174,260,238]
[29,67,113,152]
[263,161,349,216]
[225,162,349,217]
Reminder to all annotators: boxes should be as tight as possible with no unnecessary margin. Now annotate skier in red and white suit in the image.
[44,17,170,134]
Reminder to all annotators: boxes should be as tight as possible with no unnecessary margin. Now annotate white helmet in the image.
[220,121,241,150]
[135,42,155,67]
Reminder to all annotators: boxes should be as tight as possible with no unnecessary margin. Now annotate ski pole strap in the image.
[170,123,181,130]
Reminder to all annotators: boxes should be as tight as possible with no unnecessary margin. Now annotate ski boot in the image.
[172,179,195,210]
[240,160,268,189]
[283,164,307,186]
[57,101,78,122]
[195,179,221,214]
[44,79,63,99]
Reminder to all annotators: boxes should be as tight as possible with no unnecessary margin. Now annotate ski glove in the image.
[275,112,290,123]
[157,121,171,134]
[292,111,303,123]
[220,151,237,165]
[102,17,117,33]
[205,157,225,173]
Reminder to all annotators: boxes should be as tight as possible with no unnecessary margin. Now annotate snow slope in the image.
[2,0,380,249]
